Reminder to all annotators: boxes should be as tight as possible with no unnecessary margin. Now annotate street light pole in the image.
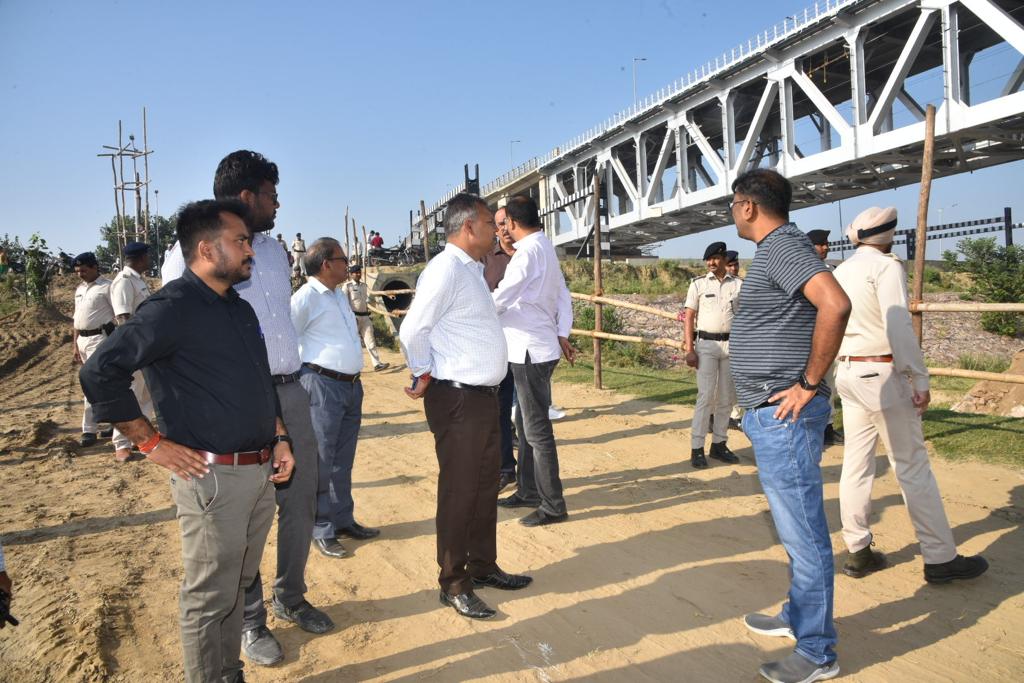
[510,139,521,168]
[632,57,647,108]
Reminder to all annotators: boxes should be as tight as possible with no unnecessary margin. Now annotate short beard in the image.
[213,243,253,284]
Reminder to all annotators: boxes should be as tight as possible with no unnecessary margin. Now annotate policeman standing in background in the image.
[833,206,988,584]
[72,252,115,448]
[341,265,390,372]
[109,241,155,462]
[683,241,741,468]
[807,229,844,446]
[724,250,743,430]
[291,232,307,276]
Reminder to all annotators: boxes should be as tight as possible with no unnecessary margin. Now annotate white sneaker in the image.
[548,406,566,420]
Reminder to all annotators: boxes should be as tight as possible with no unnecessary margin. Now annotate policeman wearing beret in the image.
[833,206,987,584]
[109,241,156,462]
[683,241,741,468]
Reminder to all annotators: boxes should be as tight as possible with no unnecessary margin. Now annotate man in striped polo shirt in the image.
[727,169,851,683]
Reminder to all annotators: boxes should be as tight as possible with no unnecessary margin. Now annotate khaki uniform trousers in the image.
[355,314,383,366]
[77,333,107,433]
[171,460,275,683]
[836,362,957,564]
[691,338,735,449]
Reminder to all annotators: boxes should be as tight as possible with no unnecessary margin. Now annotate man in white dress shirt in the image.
[162,150,332,667]
[493,194,574,527]
[72,251,116,448]
[292,238,379,561]
[400,193,533,620]
[109,241,155,462]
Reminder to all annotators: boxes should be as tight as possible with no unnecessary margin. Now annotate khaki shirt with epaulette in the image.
[341,280,370,314]
[683,272,742,334]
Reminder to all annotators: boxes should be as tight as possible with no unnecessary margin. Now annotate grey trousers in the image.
[511,353,567,516]
[300,368,364,540]
[242,380,319,630]
[172,460,275,683]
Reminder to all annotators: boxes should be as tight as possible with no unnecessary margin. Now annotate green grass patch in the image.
[562,259,699,295]
[554,362,1023,468]
[957,353,1011,374]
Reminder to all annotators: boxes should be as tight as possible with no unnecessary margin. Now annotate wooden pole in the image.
[570,292,680,320]
[419,200,431,264]
[344,207,350,259]
[912,104,936,343]
[593,172,603,389]
[351,216,359,264]
[409,210,416,264]
[362,224,369,269]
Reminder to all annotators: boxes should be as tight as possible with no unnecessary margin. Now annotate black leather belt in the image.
[697,331,730,341]
[77,322,115,337]
[304,363,360,383]
[432,378,500,396]
[272,372,301,385]
[353,311,370,317]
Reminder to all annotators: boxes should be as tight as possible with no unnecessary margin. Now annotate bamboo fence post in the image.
[344,207,350,259]
[912,104,936,343]
[420,200,431,264]
[362,224,369,270]
[592,173,603,389]
[409,210,416,264]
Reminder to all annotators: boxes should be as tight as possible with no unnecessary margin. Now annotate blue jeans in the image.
[743,394,837,665]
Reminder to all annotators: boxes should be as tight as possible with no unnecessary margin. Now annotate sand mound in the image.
[953,350,1024,417]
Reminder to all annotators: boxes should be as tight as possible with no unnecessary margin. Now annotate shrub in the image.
[957,353,1011,374]
[944,237,1023,337]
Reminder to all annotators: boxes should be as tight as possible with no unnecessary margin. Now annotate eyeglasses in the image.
[729,199,755,211]
[258,190,279,203]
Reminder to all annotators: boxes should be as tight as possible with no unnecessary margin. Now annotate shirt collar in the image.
[308,276,336,294]
[445,242,476,265]
[513,230,543,250]
[184,268,238,304]
[704,271,735,282]
[123,265,142,279]
[252,231,270,245]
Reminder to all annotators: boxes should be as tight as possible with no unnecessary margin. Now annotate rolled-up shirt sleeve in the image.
[556,279,572,337]
[79,296,179,423]
[399,264,455,377]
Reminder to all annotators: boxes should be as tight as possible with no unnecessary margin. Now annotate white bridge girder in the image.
[440,0,1024,257]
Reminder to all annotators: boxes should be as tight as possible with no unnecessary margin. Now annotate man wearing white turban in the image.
[833,206,988,584]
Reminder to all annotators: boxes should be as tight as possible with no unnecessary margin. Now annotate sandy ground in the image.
[1,311,1023,682]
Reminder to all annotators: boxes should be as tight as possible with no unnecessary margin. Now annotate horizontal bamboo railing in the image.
[370,288,1024,386]
[369,288,415,296]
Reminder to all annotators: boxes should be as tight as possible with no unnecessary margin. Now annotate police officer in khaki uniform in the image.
[833,207,988,584]
[807,229,844,446]
[109,242,156,462]
[72,252,115,447]
[683,241,741,468]
[341,265,389,371]
[723,250,743,430]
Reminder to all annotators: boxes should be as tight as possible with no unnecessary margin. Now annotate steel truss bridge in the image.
[419,0,1024,257]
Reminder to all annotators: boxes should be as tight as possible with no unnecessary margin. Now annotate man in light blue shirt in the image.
[292,238,377,560]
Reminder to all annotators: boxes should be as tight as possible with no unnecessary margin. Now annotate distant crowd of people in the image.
[39,151,988,683]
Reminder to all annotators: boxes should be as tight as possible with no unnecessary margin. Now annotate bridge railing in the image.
[480,0,862,196]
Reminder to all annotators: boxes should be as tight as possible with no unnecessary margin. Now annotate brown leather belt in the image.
[304,363,360,382]
[199,447,272,466]
[838,355,893,363]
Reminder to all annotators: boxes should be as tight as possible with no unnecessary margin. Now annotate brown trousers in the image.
[424,382,501,595]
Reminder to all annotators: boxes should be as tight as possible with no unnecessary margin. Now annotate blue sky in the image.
[1,0,1020,260]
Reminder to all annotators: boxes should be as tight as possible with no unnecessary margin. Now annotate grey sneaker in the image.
[241,625,283,666]
[743,612,795,640]
[759,652,839,683]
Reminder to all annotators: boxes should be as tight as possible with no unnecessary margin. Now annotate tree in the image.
[943,237,1023,337]
[95,214,177,270]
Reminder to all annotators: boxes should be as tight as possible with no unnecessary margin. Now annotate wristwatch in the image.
[798,373,820,391]
[271,434,293,448]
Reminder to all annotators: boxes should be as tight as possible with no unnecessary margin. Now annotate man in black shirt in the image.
[728,169,850,683]
[80,199,295,683]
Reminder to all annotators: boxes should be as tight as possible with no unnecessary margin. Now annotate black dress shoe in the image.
[709,441,739,464]
[497,493,541,508]
[690,447,708,469]
[80,432,97,447]
[98,427,114,438]
[519,509,568,527]
[313,537,347,558]
[439,590,495,619]
[498,472,516,493]
[241,625,283,666]
[337,522,380,540]
[472,568,533,590]
[924,554,989,584]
